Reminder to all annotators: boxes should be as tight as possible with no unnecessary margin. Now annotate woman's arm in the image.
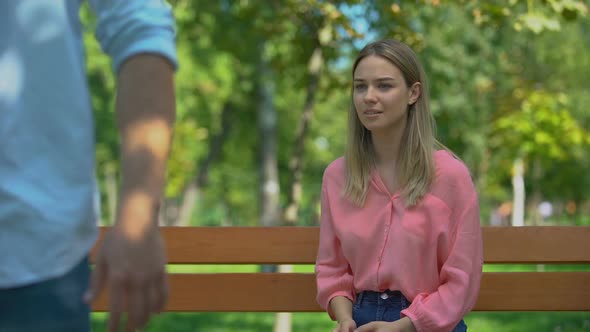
[400,170,483,332]
[315,180,355,321]
[330,296,354,322]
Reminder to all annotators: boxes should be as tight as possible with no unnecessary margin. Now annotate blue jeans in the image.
[353,290,467,332]
[0,257,90,332]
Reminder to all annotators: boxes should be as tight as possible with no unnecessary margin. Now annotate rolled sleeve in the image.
[401,192,483,332]
[315,184,355,320]
[89,0,178,72]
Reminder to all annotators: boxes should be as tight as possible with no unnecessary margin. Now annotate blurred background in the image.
[86,0,589,331]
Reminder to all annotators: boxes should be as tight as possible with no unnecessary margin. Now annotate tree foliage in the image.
[83,0,590,226]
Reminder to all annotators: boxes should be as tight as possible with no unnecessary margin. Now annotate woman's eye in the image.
[378,83,392,89]
[354,84,367,91]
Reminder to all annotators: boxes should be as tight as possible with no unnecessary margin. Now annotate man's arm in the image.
[85,53,175,332]
[115,53,175,238]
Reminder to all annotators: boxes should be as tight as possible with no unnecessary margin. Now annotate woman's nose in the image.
[363,86,377,103]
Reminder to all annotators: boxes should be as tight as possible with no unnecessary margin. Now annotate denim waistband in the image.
[356,290,410,306]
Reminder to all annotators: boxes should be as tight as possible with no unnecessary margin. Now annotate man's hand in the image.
[85,221,168,332]
[354,317,416,332]
[333,318,357,332]
[83,53,175,331]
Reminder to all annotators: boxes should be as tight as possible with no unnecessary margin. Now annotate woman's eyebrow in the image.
[353,77,396,82]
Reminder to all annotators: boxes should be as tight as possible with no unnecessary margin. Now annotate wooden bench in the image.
[92,226,590,312]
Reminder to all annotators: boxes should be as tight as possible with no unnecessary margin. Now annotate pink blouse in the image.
[315,150,483,332]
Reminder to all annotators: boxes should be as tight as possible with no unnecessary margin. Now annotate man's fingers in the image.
[107,272,126,332]
[98,227,167,330]
[147,278,159,315]
[126,274,150,331]
[148,274,164,315]
[84,259,106,304]
[151,270,168,313]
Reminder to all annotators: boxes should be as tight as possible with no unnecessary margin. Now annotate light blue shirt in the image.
[0,0,177,288]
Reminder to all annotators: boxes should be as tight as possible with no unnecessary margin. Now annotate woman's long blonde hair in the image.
[344,39,443,207]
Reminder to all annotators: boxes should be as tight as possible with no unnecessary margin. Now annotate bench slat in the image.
[93,226,590,264]
[92,272,590,312]
[483,226,590,264]
[93,227,320,264]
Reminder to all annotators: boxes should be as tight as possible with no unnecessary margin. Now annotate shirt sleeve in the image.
[315,183,355,321]
[400,181,483,332]
[88,0,178,72]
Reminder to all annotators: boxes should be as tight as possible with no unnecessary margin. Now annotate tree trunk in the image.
[258,42,281,229]
[272,264,294,332]
[309,192,321,226]
[158,198,178,226]
[256,40,294,331]
[176,102,234,226]
[527,158,542,225]
[512,158,525,227]
[283,46,323,226]
[274,46,324,332]
[258,39,280,268]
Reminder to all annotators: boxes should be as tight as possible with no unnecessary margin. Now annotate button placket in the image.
[376,201,395,288]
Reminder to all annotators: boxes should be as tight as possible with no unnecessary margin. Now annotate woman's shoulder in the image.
[432,150,475,196]
[434,149,472,180]
[322,156,346,184]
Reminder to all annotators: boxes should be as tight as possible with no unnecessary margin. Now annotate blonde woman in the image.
[315,39,483,332]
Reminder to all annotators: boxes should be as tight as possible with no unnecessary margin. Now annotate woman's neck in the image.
[371,127,404,168]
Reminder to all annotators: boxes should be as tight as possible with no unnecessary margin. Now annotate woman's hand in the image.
[333,318,357,332]
[354,317,416,332]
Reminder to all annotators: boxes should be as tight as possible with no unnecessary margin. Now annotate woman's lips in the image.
[363,109,382,117]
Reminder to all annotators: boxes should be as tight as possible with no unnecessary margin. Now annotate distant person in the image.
[315,39,483,332]
[491,202,512,226]
[0,1,177,331]
[538,201,553,223]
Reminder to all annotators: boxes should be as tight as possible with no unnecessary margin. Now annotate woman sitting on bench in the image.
[315,39,483,332]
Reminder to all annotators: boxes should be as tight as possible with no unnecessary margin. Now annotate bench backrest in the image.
[91,226,590,312]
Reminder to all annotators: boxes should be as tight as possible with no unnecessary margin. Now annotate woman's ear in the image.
[408,82,422,105]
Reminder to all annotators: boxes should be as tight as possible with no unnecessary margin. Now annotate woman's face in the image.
[352,55,420,136]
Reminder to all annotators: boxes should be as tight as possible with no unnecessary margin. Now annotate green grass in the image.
[92,264,590,331]
[465,312,590,332]
[167,263,590,274]
[92,312,590,332]
[92,312,333,331]
[484,264,590,272]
